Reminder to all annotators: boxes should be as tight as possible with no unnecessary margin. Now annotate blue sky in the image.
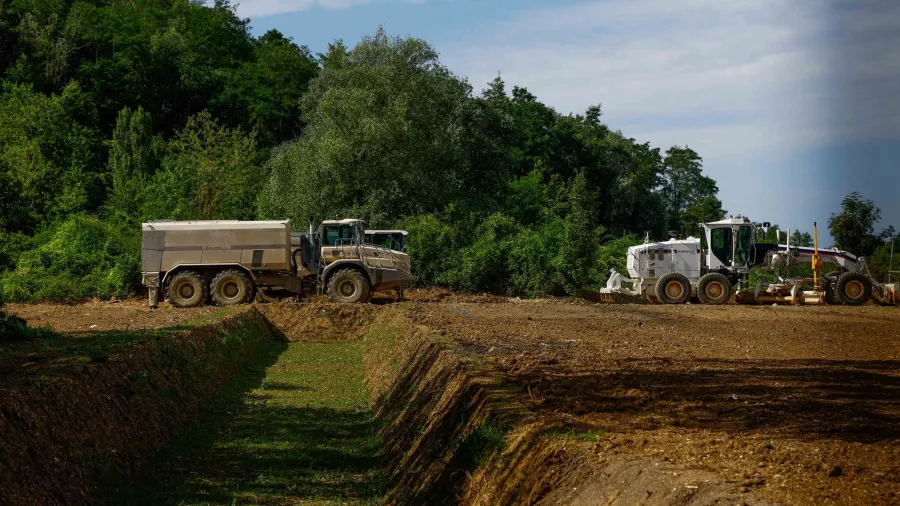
[239,0,899,245]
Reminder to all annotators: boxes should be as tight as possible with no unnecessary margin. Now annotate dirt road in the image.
[412,301,900,505]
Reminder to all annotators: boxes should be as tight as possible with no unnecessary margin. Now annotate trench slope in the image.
[117,304,384,505]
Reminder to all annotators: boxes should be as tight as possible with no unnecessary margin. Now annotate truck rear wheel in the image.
[836,272,872,306]
[211,270,253,306]
[655,273,691,304]
[698,273,732,305]
[169,271,208,308]
[327,269,370,304]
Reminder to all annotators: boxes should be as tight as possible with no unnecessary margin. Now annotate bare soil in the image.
[7,298,900,504]
[5,298,222,333]
[411,301,900,505]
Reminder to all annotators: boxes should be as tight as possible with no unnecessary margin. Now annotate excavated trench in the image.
[0,303,774,505]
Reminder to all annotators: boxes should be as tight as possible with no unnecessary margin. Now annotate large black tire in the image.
[697,273,732,305]
[210,270,254,306]
[655,272,691,304]
[836,271,872,306]
[168,271,208,308]
[327,269,370,304]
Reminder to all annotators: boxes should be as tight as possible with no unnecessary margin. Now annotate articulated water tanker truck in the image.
[140,219,412,308]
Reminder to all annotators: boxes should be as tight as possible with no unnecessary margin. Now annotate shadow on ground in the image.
[514,356,900,442]
[115,340,383,505]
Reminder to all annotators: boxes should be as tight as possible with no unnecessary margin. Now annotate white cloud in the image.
[444,0,835,158]
[236,0,405,18]
[441,0,900,228]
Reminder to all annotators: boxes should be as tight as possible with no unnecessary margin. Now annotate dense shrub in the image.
[0,216,140,302]
[397,214,457,287]
[507,220,566,296]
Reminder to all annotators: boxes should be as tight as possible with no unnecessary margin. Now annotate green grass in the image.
[544,427,609,443]
[116,341,384,505]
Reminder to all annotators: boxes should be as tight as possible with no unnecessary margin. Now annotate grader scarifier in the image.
[601,217,900,306]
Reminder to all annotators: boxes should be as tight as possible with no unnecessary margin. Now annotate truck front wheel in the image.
[169,271,208,308]
[211,270,254,306]
[327,269,370,304]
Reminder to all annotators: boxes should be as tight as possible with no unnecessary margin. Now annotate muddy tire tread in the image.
[655,272,692,304]
[326,269,370,304]
[697,272,732,305]
[169,271,208,308]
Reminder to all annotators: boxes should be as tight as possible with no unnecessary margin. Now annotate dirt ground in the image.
[411,301,900,505]
[5,298,223,333]
[7,297,900,504]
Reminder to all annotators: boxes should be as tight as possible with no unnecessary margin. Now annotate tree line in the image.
[0,0,893,309]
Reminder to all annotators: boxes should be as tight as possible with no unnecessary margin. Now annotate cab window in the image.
[735,226,753,267]
[710,227,733,266]
[323,225,356,246]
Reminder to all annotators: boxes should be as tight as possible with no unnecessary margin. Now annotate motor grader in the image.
[601,216,900,306]
[140,219,412,308]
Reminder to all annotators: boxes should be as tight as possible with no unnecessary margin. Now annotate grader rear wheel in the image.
[836,272,872,306]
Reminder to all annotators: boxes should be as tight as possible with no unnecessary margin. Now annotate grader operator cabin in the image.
[140,219,413,308]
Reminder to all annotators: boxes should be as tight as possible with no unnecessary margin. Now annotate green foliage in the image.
[661,146,724,236]
[828,192,883,256]
[595,234,640,280]
[507,219,566,296]
[0,215,140,302]
[109,106,162,221]
[259,29,472,226]
[142,111,263,221]
[869,237,899,282]
[2,6,741,301]
[558,172,601,294]
[790,230,814,247]
[0,81,101,229]
[451,213,518,293]
[396,214,456,286]
[217,29,318,145]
